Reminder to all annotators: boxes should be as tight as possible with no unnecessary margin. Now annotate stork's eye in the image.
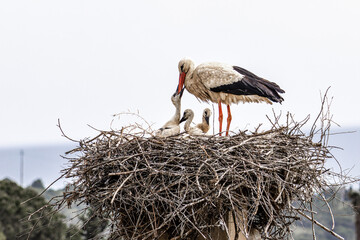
[180,65,184,72]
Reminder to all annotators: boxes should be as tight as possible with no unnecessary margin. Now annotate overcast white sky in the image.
[1,0,359,147]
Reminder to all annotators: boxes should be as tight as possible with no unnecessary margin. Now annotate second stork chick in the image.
[180,108,212,135]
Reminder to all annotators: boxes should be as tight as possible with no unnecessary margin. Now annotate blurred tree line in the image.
[0,179,107,240]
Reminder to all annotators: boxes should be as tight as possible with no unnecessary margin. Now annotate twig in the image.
[296,209,344,240]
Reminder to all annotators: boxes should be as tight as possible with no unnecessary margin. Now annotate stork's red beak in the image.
[173,86,184,98]
[177,72,186,94]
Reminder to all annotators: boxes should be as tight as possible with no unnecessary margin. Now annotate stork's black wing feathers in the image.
[232,66,261,79]
[233,66,285,94]
[210,66,285,103]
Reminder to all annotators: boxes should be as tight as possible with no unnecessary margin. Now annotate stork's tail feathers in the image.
[261,80,285,103]
[232,65,285,103]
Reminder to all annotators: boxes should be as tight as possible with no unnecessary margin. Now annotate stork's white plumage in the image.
[177,58,285,136]
[180,108,211,135]
[156,89,183,137]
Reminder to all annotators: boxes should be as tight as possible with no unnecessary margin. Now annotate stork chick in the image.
[156,89,184,137]
[180,108,211,135]
[196,108,212,134]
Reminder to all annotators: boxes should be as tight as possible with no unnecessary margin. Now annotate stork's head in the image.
[178,58,194,74]
[179,109,194,123]
[203,108,212,125]
[177,58,194,94]
[171,86,184,106]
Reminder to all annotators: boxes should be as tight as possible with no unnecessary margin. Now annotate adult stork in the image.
[176,58,285,136]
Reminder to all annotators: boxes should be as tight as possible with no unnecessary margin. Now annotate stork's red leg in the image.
[218,100,223,136]
[226,104,232,136]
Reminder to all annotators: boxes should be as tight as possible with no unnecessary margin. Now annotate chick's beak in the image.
[205,116,210,125]
[179,114,187,123]
[173,85,185,98]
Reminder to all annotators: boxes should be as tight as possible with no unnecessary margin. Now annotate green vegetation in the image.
[0,179,71,239]
[79,208,108,239]
[29,179,109,239]
[0,179,108,240]
[0,230,5,240]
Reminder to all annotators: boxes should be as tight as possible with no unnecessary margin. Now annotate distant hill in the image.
[326,127,360,180]
[0,143,77,189]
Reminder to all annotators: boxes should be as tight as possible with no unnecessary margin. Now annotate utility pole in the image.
[349,188,360,240]
[20,149,24,187]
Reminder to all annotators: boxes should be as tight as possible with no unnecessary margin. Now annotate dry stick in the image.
[25,206,46,240]
[111,173,134,204]
[296,210,344,240]
[181,212,207,239]
[21,172,67,205]
[108,168,148,176]
[57,118,80,143]
[112,111,154,132]
[310,87,331,139]
[310,200,316,240]
[319,191,335,230]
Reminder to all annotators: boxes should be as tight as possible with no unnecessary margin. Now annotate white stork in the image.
[176,58,285,136]
[156,88,184,137]
[179,108,212,135]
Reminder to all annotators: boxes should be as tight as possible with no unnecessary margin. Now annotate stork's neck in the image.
[202,115,207,125]
[168,100,181,124]
[199,116,210,133]
[174,101,181,123]
[184,114,194,132]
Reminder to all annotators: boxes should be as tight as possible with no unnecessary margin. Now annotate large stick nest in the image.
[55,92,348,240]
